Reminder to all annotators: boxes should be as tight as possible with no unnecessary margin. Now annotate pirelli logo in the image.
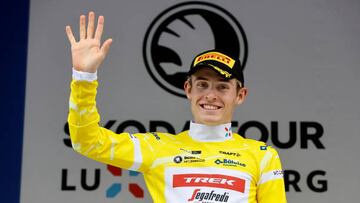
[193,52,236,68]
[173,174,245,193]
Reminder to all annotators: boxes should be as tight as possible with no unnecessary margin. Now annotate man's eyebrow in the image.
[193,76,209,81]
[194,76,231,82]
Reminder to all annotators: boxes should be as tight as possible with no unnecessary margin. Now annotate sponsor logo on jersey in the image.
[260,146,267,150]
[273,170,283,176]
[174,156,183,163]
[215,159,246,167]
[224,127,232,137]
[174,155,205,164]
[218,151,241,157]
[184,156,205,163]
[173,174,245,193]
[180,148,202,155]
[187,189,230,202]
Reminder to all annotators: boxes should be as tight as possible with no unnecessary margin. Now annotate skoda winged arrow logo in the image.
[143,1,248,98]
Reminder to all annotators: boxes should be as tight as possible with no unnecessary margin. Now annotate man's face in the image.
[184,67,247,126]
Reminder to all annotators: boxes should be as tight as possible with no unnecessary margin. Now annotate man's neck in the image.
[188,121,233,142]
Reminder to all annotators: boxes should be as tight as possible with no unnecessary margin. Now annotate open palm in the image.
[65,12,112,73]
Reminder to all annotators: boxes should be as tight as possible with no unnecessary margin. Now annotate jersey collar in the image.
[188,122,233,142]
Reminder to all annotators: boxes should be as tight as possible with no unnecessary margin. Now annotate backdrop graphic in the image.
[18,0,360,202]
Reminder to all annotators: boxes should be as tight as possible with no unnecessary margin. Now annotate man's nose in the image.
[205,88,217,101]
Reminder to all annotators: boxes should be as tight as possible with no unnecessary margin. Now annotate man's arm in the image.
[65,12,156,172]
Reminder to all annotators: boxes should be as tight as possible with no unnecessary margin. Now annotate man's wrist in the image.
[72,68,98,81]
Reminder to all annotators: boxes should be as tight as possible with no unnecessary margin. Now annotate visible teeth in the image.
[203,104,218,110]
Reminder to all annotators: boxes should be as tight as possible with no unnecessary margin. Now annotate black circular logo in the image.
[143,1,248,98]
[173,156,183,163]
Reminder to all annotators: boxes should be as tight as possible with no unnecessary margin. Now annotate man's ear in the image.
[236,87,248,105]
[184,80,192,99]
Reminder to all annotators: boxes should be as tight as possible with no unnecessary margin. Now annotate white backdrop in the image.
[21,0,360,202]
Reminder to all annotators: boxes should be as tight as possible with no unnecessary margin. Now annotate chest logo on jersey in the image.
[173,155,205,164]
[215,159,246,168]
[218,151,241,157]
[173,174,245,193]
[180,148,202,155]
[188,189,230,202]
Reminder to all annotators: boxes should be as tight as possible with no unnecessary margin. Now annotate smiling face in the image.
[184,67,248,126]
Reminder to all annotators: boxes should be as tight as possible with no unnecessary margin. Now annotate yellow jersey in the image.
[68,79,287,203]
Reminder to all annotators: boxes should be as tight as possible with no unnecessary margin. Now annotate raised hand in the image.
[65,11,113,73]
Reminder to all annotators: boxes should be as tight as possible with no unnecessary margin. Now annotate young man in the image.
[66,12,287,203]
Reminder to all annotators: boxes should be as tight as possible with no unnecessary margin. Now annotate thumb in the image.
[101,38,113,56]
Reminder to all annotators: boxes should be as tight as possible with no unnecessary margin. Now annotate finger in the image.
[86,11,95,39]
[101,38,113,56]
[79,15,86,39]
[94,15,104,41]
[65,26,76,45]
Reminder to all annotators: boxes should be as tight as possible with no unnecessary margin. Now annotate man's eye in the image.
[197,82,208,88]
[218,84,229,90]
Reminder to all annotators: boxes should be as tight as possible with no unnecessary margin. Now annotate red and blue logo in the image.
[225,127,232,137]
[106,165,144,199]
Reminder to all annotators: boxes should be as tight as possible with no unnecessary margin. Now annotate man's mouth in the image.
[200,104,221,110]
